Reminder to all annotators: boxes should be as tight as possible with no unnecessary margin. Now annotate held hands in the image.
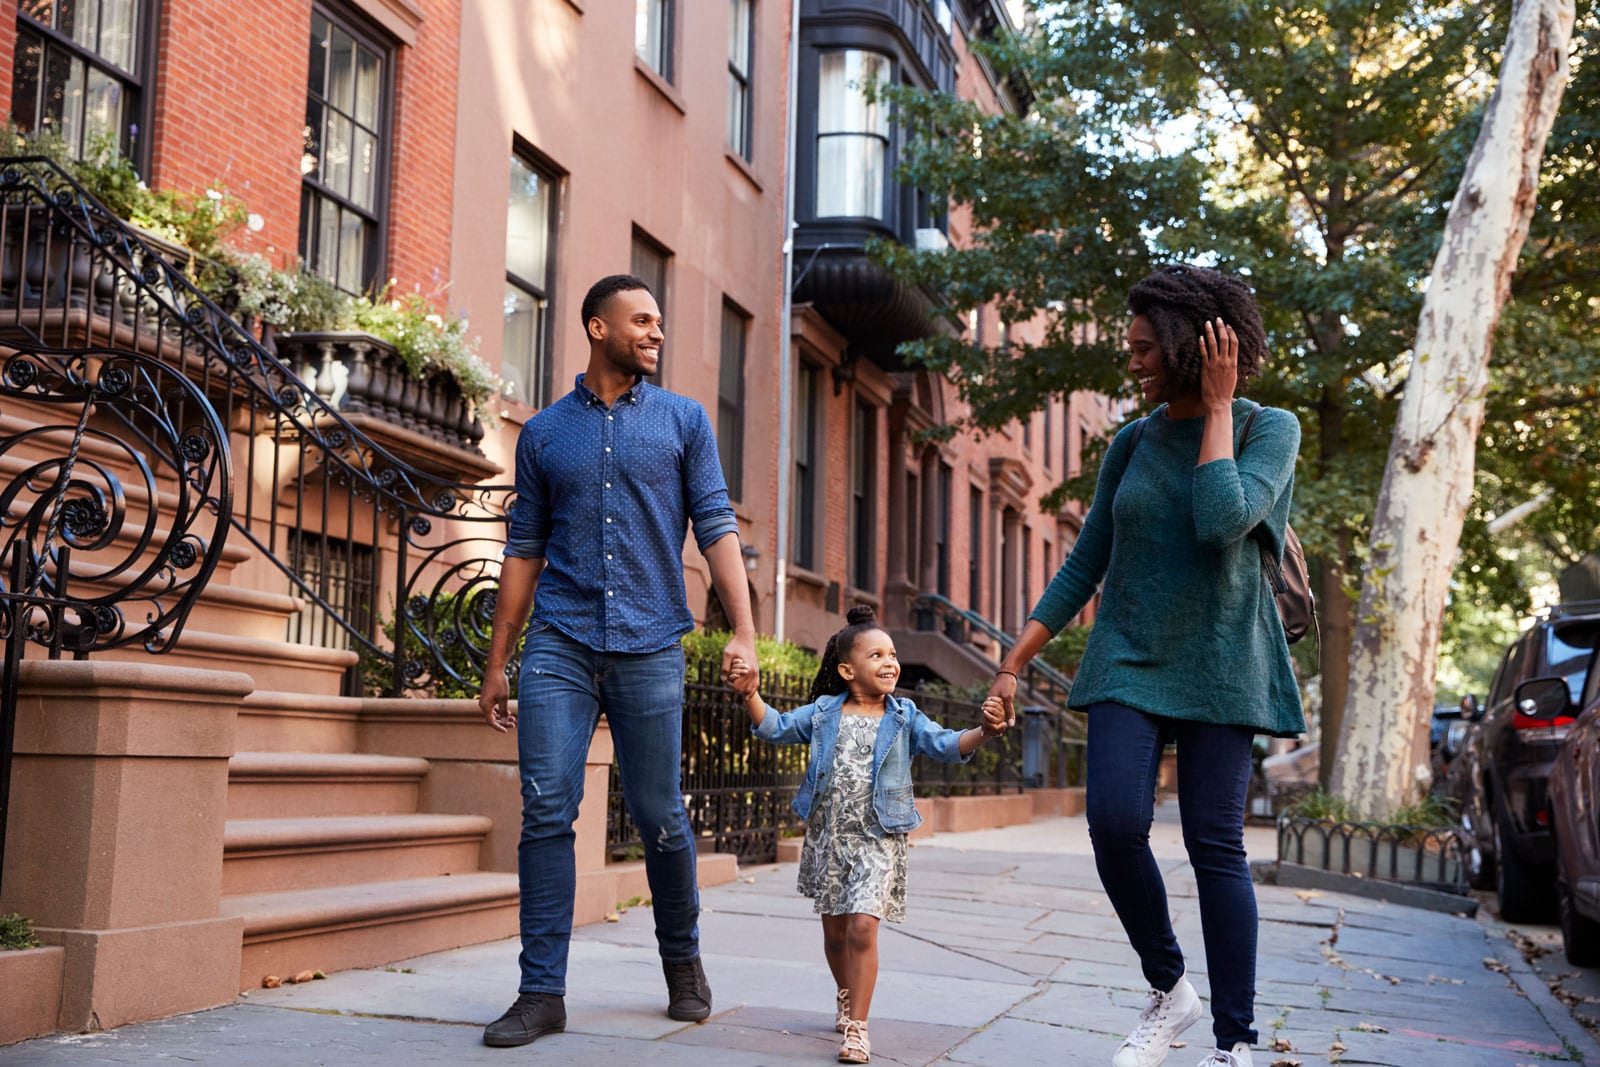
[986,671,1018,730]
[1198,317,1238,412]
[722,633,760,694]
[980,696,1010,739]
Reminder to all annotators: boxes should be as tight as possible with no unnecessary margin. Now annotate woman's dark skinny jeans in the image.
[1084,701,1259,1049]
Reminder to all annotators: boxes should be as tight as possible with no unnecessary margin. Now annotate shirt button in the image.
[605,482,612,488]
[605,446,612,453]
[607,590,614,597]
[606,517,613,524]
[607,554,614,560]
[608,415,614,421]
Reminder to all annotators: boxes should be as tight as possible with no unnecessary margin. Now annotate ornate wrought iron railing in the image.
[0,345,232,893]
[0,156,517,697]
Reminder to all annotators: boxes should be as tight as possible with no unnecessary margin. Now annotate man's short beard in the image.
[606,336,653,376]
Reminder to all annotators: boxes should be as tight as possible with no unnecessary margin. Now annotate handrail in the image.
[911,591,1076,701]
[0,155,516,697]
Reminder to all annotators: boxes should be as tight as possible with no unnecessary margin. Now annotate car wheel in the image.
[1495,808,1556,923]
[1556,837,1600,967]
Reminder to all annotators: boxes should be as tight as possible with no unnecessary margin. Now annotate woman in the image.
[989,265,1304,1067]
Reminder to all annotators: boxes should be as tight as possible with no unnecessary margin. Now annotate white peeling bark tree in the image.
[1329,0,1577,818]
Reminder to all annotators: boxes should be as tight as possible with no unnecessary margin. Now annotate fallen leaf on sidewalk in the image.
[744,877,757,884]
[290,970,315,984]
[262,975,282,989]
[1352,1022,1388,1033]
[1484,957,1510,974]
[1270,1059,1302,1067]
[1270,1036,1293,1051]
[604,912,620,923]
[1293,890,1322,902]
[1328,1041,1346,1053]
[1169,1041,1187,1048]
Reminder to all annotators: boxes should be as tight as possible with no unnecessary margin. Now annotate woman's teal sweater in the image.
[1031,397,1306,738]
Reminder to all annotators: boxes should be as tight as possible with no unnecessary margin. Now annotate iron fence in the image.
[1277,814,1469,893]
[606,661,1023,864]
[607,658,811,865]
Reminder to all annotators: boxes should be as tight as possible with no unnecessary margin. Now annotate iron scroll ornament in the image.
[0,345,232,658]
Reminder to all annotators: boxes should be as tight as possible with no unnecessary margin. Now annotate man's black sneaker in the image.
[663,956,713,1022]
[482,992,566,1047]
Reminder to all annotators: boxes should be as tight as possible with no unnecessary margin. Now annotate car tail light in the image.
[1513,712,1576,731]
[1536,808,1551,827]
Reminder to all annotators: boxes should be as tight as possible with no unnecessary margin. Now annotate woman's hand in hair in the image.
[1199,317,1238,412]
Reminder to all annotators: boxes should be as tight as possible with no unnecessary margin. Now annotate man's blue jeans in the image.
[1084,701,1259,1049]
[515,624,699,995]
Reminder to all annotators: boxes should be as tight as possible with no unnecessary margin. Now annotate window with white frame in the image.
[816,50,889,219]
[504,150,558,409]
[636,0,673,81]
[727,0,754,159]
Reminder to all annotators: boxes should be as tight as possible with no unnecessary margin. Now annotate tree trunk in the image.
[1313,386,1350,788]
[1330,0,1575,818]
[1317,531,1352,789]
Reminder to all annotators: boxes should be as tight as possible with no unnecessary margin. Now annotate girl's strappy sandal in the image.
[838,1018,870,1063]
[835,988,851,1033]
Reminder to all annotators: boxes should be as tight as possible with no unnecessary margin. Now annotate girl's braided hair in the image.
[1126,265,1268,396]
[809,604,885,702]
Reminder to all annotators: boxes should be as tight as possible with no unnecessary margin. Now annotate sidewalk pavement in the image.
[6,803,1596,1066]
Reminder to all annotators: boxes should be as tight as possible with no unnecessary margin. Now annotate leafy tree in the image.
[878,0,1600,778]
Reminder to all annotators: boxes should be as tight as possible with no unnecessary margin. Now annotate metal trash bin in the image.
[1021,706,1050,788]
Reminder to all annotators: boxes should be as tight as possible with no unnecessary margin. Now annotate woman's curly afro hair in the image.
[1126,265,1267,396]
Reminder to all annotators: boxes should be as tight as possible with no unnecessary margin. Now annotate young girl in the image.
[727,605,1008,1064]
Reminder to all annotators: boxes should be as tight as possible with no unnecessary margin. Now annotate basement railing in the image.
[0,156,518,699]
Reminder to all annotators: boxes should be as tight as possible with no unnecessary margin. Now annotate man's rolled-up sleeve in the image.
[683,404,738,553]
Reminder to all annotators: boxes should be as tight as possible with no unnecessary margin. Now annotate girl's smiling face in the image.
[836,628,900,698]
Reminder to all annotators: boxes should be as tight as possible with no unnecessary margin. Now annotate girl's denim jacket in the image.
[751,691,971,833]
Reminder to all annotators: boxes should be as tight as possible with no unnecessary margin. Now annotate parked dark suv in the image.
[1452,602,1600,922]
[1547,642,1600,963]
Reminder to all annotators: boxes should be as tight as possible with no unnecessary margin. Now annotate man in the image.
[479,274,760,1047]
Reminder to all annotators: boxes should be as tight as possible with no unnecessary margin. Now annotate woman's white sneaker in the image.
[1196,1043,1252,1066]
[1111,976,1203,1067]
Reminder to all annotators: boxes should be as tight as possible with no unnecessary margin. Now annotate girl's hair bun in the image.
[846,604,877,626]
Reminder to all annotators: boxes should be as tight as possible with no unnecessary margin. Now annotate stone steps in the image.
[223,872,521,992]
[96,628,357,696]
[227,752,431,819]
[222,814,492,896]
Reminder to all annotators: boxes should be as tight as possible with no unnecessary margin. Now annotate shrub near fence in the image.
[606,656,1023,864]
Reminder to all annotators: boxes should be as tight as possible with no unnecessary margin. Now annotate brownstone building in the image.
[0,0,1113,1041]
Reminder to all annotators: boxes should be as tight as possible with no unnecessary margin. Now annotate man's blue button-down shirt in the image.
[505,374,739,654]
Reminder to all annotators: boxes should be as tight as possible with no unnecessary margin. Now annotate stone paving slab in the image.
[6,809,1595,1065]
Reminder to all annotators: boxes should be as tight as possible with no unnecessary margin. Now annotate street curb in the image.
[1255,861,1479,916]
[1485,929,1600,1062]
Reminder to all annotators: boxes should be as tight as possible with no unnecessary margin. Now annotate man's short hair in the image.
[581,274,654,331]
